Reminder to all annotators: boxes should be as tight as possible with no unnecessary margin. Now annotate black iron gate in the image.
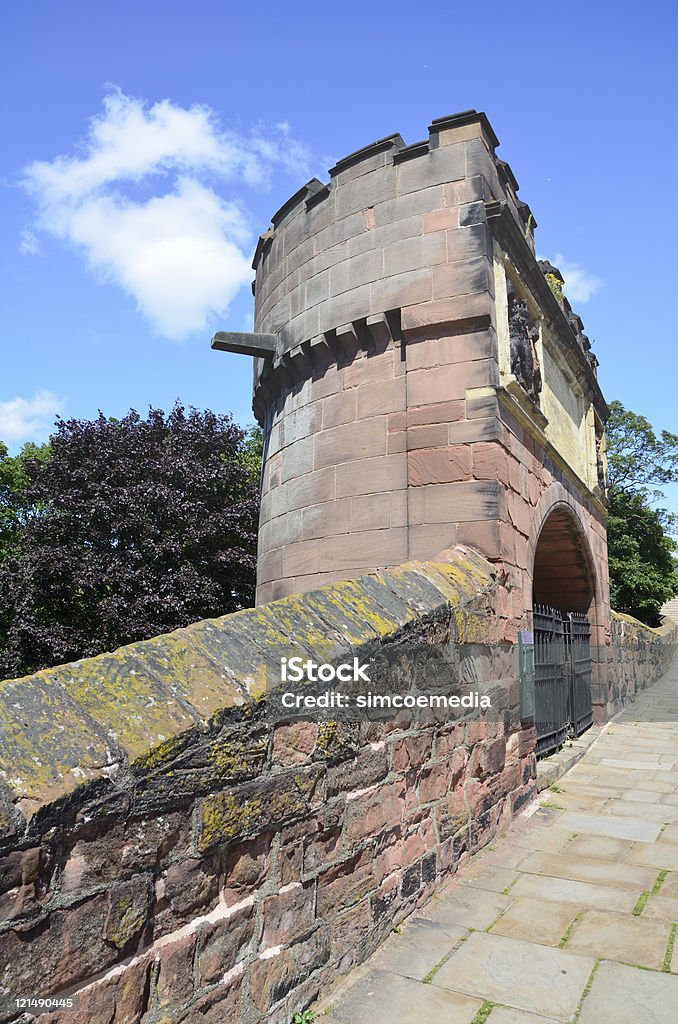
[534,605,593,757]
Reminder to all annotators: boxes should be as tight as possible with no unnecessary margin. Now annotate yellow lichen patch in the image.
[132,734,186,774]
[0,672,113,805]
[325,577,414,636]
[303,586,382,646]
[258,596,342,660]
[51,650,197,762]
[126,630,249,722]
[208,734,264,779]
[199,793,263,850]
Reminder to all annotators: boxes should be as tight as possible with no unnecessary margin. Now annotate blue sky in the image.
[1,1,677,513]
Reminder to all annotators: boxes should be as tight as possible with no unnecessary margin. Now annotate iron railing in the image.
[534,605,593,757]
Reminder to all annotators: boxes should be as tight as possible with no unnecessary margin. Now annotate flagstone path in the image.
[315,649,678,1023]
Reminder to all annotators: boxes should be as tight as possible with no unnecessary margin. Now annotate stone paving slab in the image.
[487,1010,560,1024]
[563,833,634,861]
[555,809,662,842]
[370,917,465,980]
[577,961,678,1023]
[322,968,483,1024]
[565,908,671,969]
[489,895,578,946]
[314,657,678,1024]
[517,850,658,891]
[422,886,513,931]
[510,872,641,913]
[432,931,594,1021]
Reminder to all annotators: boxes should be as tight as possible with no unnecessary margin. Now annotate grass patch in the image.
[664,923,677,973]
[558,911,583,948]
[652,869,669,896]
[501,877,518,895]
[540,800,565,810]
[549,783,565,793]
[421,953,451,985]
[470,1001,497,1024]
[633,891,650,916]
[574,960,600,1020]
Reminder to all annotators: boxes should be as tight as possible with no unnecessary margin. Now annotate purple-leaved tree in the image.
[0,405,260,678]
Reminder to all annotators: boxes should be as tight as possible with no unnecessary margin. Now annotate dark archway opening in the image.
[532,505,597,756]
[533,506,594,614]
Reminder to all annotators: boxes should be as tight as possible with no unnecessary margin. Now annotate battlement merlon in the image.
[211,109,604,424]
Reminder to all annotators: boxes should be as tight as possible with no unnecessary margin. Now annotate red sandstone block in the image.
[335,453,407,496]
[404,814,436,860]
[316,848,375,918]
[384,232,447,277]
[391,732,433,771]
[390,490,408,527]
[473,441,510,484]
[273,722,318,765]
[325,527,409,570]
[431,256,494,301]
[418,765,449,803]
[323,389,357,429]
[406,423,449,451]
[437,330,495,365]
[434,723,466,757]
[401,292,494,335]
[407,359,495,407]
[249,931,330,1013]
[408,446,472,486]
[303,827,343,875]
[387,431,407,454]
[422,207,459,232]
[409,480,503,525]
[407,399,465,427]
[331,899,372,963]
[156,933,197,1004]
[351,491,391,531]
[507,491,532,537]
[343,350,395,389]
[314,416,387,470]
[357,376,406,418]
[371,267,433,312]
[345,780,406,844]
[302,498,351,541]
[508,457,522,493]
[406,338,439,370]
[406,524,457,561]
[260,882,315,949]
[388,411,407,432]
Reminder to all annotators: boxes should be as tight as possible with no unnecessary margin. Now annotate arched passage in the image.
[532,504,595,615]
[531,502,597,755]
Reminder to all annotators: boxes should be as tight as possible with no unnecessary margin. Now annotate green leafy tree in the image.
[0,440,51,559]
[0,405,259,679]
[605,401,678,624]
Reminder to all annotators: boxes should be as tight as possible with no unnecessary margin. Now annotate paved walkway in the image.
[317,653,678,1024]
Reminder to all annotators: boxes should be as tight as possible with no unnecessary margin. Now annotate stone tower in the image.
[214,109,610,700]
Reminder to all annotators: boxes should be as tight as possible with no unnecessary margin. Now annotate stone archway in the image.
[532,503,595,615]
[529,488,601,753]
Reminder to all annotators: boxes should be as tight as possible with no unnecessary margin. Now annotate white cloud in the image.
[22,88,311,340]
[0,390,64,444]
[553,253,602,304]
[19,229,39,256]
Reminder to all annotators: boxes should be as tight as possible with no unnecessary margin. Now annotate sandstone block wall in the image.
[608,611,678,713]
[0,548,536,1024]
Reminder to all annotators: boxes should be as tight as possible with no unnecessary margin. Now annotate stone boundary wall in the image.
[0,547,536,1024]
[607,610,678,713]
[1,547,676,1024]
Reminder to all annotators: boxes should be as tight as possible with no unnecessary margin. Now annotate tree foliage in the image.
[605,401,678,624]
[0,405,260,679]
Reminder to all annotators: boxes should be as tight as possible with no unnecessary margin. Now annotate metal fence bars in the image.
[533,605,593,757]
[564,611,594,738]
